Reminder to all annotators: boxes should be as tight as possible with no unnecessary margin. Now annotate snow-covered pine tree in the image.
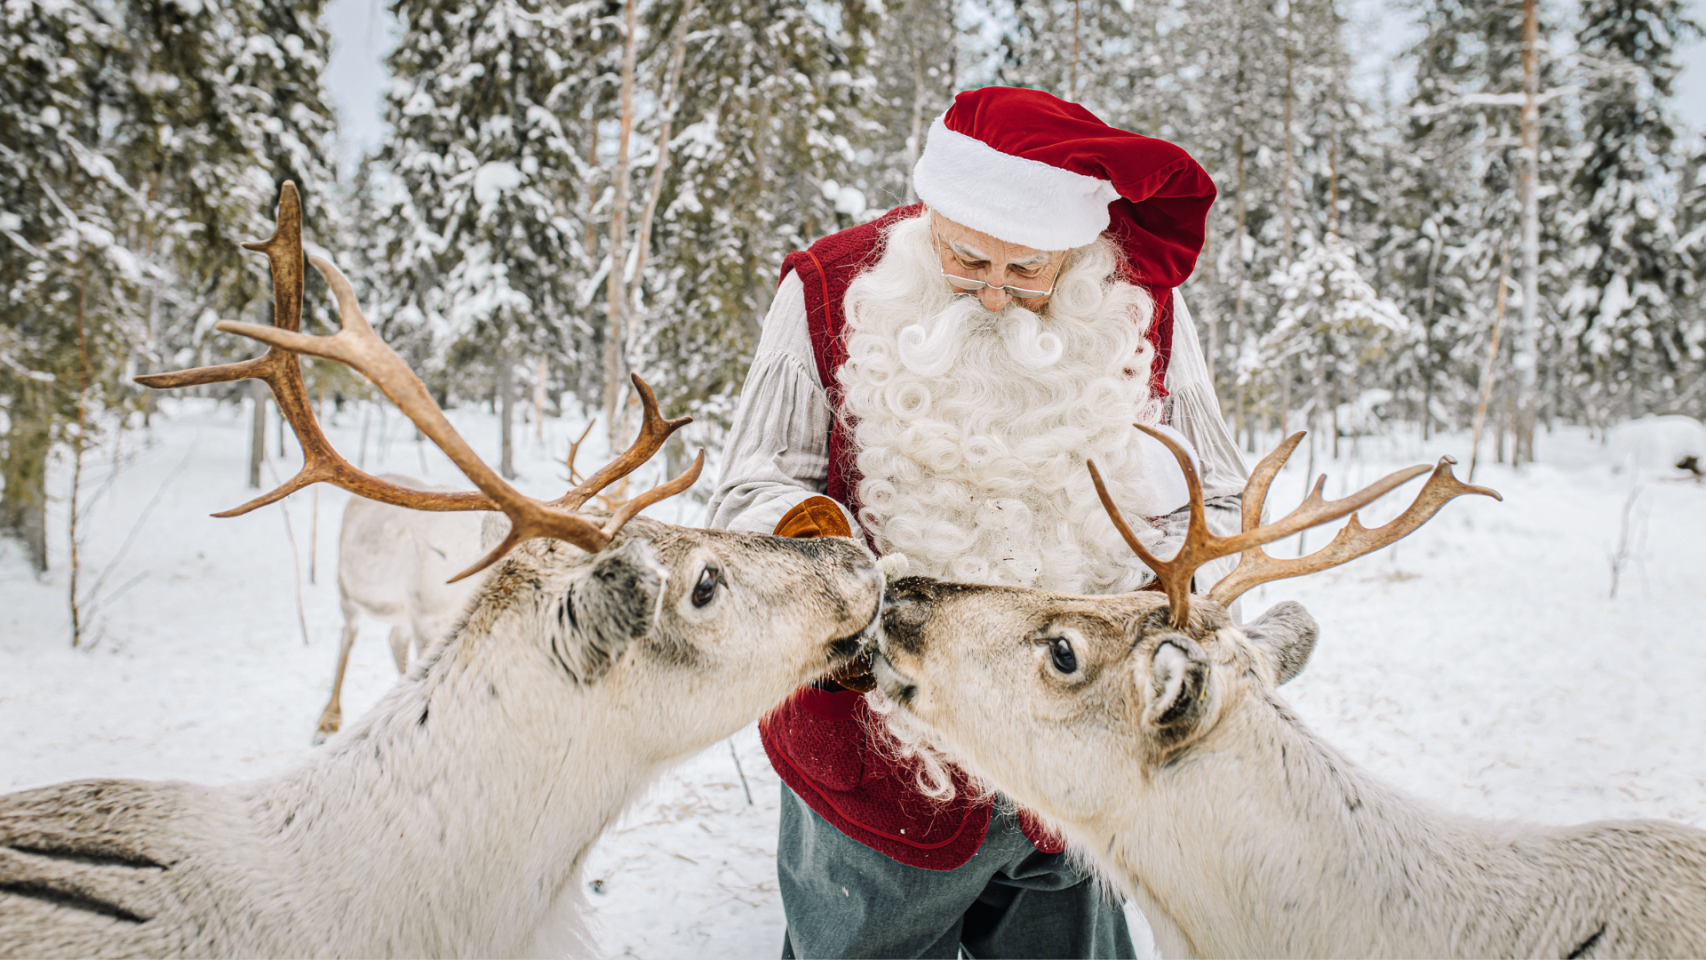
[1258,231,1409,452]
[632,0,880,440]
[858,0,960,209]
[1388,0,1574,441]
[1,0,340,569]
[0,1,147,572]
[986,0,1352,448]
[1564,0,1700,423]
[372,0,601,475]
[1670,141,1706,417]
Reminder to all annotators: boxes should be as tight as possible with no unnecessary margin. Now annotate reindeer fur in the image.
[871,578,1706,959]
[0,521,882,958]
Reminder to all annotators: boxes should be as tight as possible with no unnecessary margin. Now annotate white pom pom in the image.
[878,553,911,582]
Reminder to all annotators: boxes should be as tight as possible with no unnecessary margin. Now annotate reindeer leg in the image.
[387,625,412,673]
[314,599,361,745]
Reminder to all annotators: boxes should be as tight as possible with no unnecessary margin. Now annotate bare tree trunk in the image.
[1232,130,1248,448]
[249,380,267,489]
[1280,0,1295,265]
[1327,135,1340,237]
[1068,0,1081,100]
[1205,220,1217,388]
[1513,0,1541,465]
[535,357,549,445]
[1331,381,1340,460]
[1470,247,1511,481]
[498,352,516,480]
[584,111,599,263]
[1420,230,1442,440]
[906,56,926,201]
[1,394,51,572]
[603,0,639,450]
[630,0,697,304]
[70,252,90,647]
[309,384,324,585]
[945,1,957,91]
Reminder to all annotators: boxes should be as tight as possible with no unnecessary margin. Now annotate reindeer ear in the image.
[1142,636,1210,737]
[549,539,664,682]
[1243,601,1318,685]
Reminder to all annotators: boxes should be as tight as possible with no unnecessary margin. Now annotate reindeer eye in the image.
[692,565,719,607]
[1048,637,1077,674]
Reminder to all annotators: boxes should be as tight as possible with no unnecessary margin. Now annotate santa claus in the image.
[707,87,1247,959]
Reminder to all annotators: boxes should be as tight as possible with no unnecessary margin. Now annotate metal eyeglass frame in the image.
[932,223,1067,301]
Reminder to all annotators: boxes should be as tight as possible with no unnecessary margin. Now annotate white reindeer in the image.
[316,430,623,742]
[870,425,1706,959]
[0,189,885,959]
[316,479,484,742]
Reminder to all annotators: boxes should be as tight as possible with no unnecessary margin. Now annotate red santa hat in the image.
[911,86,1216,288]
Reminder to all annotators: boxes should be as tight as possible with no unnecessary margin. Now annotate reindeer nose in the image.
[879,582,934,653]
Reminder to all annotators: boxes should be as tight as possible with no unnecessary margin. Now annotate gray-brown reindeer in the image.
[0,184,884,959]
[871,425,1706,959]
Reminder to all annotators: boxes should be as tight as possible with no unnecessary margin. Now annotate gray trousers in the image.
[778,783,1136,959]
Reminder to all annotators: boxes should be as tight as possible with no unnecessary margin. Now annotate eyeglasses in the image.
[933,225,1065,301]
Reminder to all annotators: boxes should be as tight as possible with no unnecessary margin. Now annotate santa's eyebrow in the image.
[947,239,992,262]
[1008,251,1053,268]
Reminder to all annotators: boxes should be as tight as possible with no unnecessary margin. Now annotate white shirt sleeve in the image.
[1160,290,1249,594]
[1164,290,1247,501]
[705,273,859,535]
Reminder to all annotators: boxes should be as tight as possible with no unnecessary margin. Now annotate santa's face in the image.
[838,214,1175,595]
[929,211,1068,313]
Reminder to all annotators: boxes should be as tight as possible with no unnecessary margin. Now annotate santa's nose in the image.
[977,285,1012,312]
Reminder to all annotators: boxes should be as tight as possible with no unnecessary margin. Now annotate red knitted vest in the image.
[758,204,1176,870]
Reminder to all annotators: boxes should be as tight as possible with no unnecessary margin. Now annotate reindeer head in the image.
[871,426,1497,825]
[137,184,883,754]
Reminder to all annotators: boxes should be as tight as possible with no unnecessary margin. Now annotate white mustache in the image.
[897,298,1064,376]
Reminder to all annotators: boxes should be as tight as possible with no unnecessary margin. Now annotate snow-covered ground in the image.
[3,399,1704,958]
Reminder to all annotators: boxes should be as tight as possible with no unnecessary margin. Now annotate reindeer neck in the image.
[233,620,656,957]
[1097,692,1552,959]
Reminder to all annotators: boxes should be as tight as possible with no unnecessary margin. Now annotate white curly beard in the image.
[838,214,1175,594]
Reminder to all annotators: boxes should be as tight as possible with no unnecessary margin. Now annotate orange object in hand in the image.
[774,497,872,690]
[773,496,853,539]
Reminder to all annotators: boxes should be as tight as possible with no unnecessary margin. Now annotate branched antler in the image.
[136,182,704,582]
[1089,425,1500,627]
[135,185,493,519]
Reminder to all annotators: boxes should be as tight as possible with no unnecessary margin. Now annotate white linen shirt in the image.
[705,272,1250,591]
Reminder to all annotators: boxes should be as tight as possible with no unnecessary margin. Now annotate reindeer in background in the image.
[0,185,885,959]
[316,481,483,743]
[316,397,623,744]
[871,425,1706,959]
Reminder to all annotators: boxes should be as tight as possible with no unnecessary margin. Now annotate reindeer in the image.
[870,425,1706,959]
[0,185,884,959]
[315,480,484,743]
[314,425,618,743]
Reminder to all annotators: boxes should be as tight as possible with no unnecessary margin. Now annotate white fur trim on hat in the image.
[911,115,1120,251]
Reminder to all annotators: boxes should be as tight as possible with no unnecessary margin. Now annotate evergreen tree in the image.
[0,1,145,571]
[372,0,602,474]
[1388,0,1575,440]
[1564,0,1700,421]
[0,0,338,569]
[634,0,881,437]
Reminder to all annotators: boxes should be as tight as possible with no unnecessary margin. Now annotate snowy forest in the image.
[5,3,1706,956]
[4,0,1704,577]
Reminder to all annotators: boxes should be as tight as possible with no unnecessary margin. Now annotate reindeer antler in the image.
[137,182,703,582]
[1089,425,1499,628]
